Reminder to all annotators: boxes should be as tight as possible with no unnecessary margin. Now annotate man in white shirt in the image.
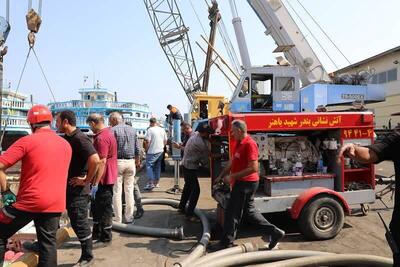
[143,118,167,190]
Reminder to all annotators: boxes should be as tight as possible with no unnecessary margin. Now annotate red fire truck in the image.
[209,111,376,240]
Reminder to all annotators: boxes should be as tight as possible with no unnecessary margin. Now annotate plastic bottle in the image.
[317,155,324,173]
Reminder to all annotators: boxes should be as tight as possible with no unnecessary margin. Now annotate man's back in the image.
[111,124,139,159]
[145,126,166,154]
[94,128,118,185]
[0,128,72,212]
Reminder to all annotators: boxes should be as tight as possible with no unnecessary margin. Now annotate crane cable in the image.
[283,0,339,70]
[1,4,56,147]
[294,0,352,65]
[0,47,32,147]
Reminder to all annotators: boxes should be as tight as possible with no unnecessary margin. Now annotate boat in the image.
[0,88,33,150]
[49,83,151,137]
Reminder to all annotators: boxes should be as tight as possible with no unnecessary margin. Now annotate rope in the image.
[295,0,352,65]
[0,48,32,148]
[284,0,339,69]
[32,47,56,103]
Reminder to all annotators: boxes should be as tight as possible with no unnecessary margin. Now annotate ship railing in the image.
[50,101,149,111]
[1,99,32,109]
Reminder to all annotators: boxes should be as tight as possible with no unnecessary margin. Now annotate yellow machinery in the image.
[191,93,229,121]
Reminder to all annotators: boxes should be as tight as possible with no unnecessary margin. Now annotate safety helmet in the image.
[27,104,53,125]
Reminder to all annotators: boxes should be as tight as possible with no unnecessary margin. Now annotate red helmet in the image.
[27,104,53,124]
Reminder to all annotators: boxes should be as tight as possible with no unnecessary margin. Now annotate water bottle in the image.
[317,155,324,173]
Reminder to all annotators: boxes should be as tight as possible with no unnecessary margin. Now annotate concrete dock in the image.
[57,162,394,266]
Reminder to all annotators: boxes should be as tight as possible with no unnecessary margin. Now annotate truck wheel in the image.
[298,196,344,240]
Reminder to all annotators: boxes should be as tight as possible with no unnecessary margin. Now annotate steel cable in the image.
[0,48,32,150]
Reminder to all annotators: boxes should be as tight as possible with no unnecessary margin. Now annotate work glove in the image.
[90,185,98,200]
[1,190,16,206]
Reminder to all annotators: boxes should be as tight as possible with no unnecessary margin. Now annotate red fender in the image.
[290,187,351,219]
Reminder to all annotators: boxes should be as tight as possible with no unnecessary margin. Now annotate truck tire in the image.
[298,196,344,240]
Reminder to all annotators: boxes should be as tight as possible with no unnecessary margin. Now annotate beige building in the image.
[333,46,400,129]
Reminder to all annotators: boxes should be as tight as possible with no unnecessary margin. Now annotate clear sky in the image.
[1,0,399,118]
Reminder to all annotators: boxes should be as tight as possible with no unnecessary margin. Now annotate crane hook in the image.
[26,9,42,47]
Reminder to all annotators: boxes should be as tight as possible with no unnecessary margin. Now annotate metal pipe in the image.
[196,250,333,267]
[193,242,258,267]
[228,0,251,69]
[6,0,10,22]
[258,254,393,267]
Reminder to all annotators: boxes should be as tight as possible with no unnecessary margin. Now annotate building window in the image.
[371,74,378,84]
[388,68,397,82]
[378,72,387,84]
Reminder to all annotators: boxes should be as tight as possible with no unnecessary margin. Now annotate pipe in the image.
[195,250,333,267]
[112,198,185,239]
[258,254,393,267]
[112,221,185,240]
[193,242,258,267]
[175,204,211,267]
[111,198,211,267]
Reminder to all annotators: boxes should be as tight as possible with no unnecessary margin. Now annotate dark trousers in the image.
[93,184,114,242]
[0,206,60,267]
[66,193,93,261]
[178,167,200,216]
[221,181,277,246]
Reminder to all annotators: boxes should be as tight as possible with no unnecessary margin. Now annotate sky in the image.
[1,0,399,118]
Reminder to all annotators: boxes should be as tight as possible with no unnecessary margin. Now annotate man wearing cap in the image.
[178,123,212,221]
[0,105,72,267]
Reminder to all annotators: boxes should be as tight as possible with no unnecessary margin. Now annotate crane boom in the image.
[143,0,201,103]
[247,0,331,86]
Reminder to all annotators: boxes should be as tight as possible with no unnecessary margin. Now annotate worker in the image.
[143,118,167,190]
[167,104,183,124]
[124,121,144,219]
[56,110,100,267]
[178,123,213,221]
[86,114,117,248]
[173,122,193,153]
[211,119,285,251]
[109,112,141,224]
[339,127,400,266]
[0,105,72,267]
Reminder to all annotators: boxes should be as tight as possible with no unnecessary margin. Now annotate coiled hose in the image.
[111,198,211,267]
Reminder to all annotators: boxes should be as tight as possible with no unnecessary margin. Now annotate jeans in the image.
[146,152,163,184]
[178,167,200,216]
[0,206,60,267]
[66,192,93,261]
[221,181,278,246]
[113,159,136,223]
[93,184,114,242]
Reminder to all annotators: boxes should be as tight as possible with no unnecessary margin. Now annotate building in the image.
[49,85,151,136]
[0,88,33,150]
[333,46,400,129]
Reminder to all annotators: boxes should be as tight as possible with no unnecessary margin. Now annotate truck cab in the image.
[230,65,301,113]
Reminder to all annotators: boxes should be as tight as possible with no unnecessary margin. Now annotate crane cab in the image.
[230,65,301,113]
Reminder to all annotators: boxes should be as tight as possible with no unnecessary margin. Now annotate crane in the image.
[228,0,384,114]
[143,0,232,120]
[143,0,201,104]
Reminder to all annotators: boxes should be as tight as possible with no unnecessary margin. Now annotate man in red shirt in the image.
[86,114,117,248]
[0,105,72,267]
[211,119,284,251]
